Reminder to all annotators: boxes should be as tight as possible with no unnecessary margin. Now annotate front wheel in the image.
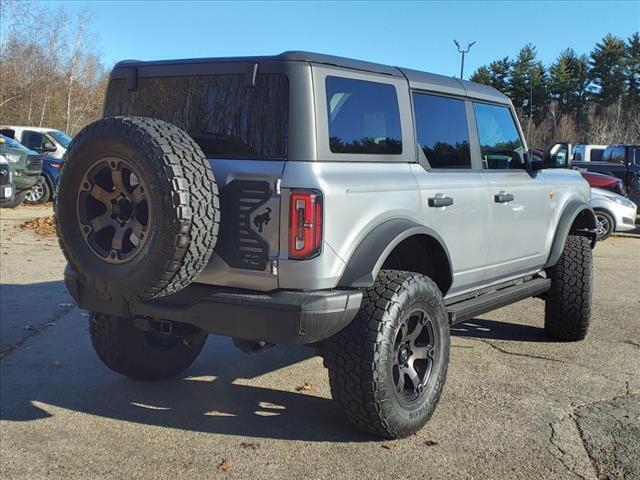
[324,270,450,438]
[594,210,614,241]
[89,313,208,380]
[0,190,27,209]
[25,178,51,204]
[545,235,593,341]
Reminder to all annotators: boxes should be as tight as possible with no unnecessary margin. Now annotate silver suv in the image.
[57,52,597,438]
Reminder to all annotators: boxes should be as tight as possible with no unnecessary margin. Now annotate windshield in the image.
[47,130,72,148]
[104,73,289,159]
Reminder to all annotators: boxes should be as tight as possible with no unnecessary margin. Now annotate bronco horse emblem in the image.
[253,207,272,233]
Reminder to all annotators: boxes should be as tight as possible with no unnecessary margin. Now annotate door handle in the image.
[494,191,514,203]
[428,195,454,208]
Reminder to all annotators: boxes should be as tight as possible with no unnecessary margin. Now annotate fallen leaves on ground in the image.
[424,440,438,447]
[240,442,259,450]
[18,215,56,236]
[381,442,397,450]
[217,459,233,472]
[51,358,69,367]
[295,382,315,392]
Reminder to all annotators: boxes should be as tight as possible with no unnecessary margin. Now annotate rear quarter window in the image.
[325,76,402,155]
[104,74,289,159]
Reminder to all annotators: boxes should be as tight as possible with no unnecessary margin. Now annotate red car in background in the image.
[529,148,626,195]
[580,171,626,196]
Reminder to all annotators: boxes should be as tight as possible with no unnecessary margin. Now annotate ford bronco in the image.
[56,52,597,438]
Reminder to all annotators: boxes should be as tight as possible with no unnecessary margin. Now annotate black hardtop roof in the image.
[114,51,510,105]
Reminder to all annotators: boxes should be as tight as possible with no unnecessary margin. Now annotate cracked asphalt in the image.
[1,205,639,480]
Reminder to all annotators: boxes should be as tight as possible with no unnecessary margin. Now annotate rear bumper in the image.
[64,266,362,344]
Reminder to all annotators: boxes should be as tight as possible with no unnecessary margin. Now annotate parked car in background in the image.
[0,126,71,160]
[0,155,16,205]
[580,171,626,196]
[24,155,62,204]
[572,144,607,162]
[0,134,43,208]
[573,144,640,205]
[591,187,638,240]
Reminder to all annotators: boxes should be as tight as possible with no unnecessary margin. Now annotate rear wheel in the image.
[89,313,207,380]
[324,270,450,438]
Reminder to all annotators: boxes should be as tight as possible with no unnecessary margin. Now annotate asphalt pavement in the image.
[1,205,638,479]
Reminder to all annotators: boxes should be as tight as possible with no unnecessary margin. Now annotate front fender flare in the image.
[337,218,453,288]
[545,201,597,268]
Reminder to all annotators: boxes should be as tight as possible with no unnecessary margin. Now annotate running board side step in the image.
[446,278,551,325]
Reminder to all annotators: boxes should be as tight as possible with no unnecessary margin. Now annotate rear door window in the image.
[325,76,402,154]
[473,103,526,170]
[413,92,470,168]
[104,74,289,159]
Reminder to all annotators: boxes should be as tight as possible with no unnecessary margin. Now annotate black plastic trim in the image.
[337,219,453,289]
[65,266,362,345]
[545,201,597,268]
[447,277,551,325]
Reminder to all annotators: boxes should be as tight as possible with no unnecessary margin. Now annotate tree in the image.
[508,45,547,120]
[487,57,511,92]
[589,34,627,106]
[469,66,491,85]
[625,32,640,109]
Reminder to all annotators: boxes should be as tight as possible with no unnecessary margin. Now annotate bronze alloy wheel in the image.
[77,157,152,264]
[391,308,437,404]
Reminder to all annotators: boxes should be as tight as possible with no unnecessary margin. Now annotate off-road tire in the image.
[89,313,207,380]
[0,190,27,208]
[545,235,593,341]
[324,270,450,438]
[56,116,219,301]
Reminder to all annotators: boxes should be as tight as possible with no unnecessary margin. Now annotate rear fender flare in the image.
[337,218,453,289]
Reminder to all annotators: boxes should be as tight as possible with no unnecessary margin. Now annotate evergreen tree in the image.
[469,65,491,85]
[625,32,640,109]
[589,33,627,106]
[508,45,547,120]
[488,57,511,92]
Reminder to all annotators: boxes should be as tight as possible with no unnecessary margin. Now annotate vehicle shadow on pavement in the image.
[0,328,373,442]
[450,318,550,342]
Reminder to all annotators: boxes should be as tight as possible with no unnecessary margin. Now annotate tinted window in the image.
[474,103,525,170]
[326,77,402,154]
[413,93,470,168]
[22,131,47,150]
[590,148,604,162]
[607,147,625,163]
[573,146,584,162]
[104,74,288,159]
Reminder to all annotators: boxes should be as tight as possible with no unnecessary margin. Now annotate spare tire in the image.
[56,116,219,301]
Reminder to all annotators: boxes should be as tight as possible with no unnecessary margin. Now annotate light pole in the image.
[454,40,476,79]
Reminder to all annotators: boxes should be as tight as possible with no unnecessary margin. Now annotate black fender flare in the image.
[337,218,453,289]
[545,201,597,268]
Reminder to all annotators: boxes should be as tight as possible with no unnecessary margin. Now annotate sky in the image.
[44,0,640,78]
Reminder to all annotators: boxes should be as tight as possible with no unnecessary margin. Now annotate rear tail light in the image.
[289,190,323,259]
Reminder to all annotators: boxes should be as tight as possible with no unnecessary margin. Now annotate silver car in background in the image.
[591,187,638,240]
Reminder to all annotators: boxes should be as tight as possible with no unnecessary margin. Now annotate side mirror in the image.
[543,143,572,168]
[42,141,56,152]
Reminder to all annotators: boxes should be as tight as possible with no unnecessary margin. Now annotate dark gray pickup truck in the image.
[573,144,640,204]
